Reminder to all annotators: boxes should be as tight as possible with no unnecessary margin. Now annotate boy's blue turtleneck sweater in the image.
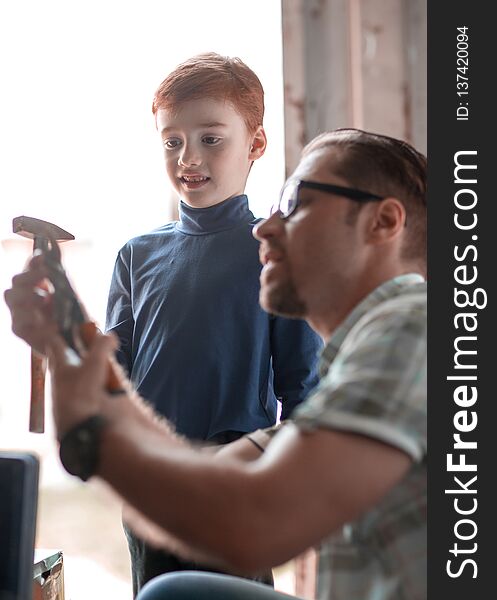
[106,194,322,441]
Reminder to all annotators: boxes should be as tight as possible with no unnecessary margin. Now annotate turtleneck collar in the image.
[176,194,254,235]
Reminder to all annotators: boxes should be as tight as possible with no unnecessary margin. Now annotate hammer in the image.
[12,216,75,433]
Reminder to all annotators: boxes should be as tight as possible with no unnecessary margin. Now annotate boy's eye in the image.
[202,136,221,145]
[163,138,181,149]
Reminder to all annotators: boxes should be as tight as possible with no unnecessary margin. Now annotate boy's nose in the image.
[178,143,202,167]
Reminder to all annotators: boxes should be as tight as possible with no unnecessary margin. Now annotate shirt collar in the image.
[176,194,254,235]
[319,274,426,376]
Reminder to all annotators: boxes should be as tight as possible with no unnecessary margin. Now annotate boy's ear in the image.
[248,126,267,161]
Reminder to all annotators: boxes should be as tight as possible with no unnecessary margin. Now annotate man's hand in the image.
[4,255,126,437]
[47,332,120,438]
[4,253,58,355]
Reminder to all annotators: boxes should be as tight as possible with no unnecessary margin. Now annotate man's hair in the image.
[302,128,427,266]
[152,53,265,134]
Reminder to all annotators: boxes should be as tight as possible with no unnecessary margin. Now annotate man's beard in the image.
[261,279,307,319]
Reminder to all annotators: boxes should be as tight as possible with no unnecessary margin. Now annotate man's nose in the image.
[253,211,283,242]
[178,143,201,167]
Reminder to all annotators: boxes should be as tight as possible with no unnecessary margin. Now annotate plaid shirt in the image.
[293,274,427,600]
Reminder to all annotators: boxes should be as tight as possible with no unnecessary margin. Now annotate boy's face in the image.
[156,98,266,209]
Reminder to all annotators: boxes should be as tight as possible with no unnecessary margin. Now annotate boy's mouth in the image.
[180,175,210,189]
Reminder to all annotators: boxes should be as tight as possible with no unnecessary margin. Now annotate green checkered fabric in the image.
[295,274,427,600]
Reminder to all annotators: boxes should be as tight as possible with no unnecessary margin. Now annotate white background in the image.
[0,3,288,596]
[0,0,285,425]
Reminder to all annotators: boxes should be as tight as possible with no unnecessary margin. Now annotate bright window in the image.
[0,2,288,597]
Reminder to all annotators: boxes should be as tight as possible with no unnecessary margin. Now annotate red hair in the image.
[152,53,265,134]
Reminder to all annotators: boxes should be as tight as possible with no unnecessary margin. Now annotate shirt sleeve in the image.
[293,301,427,461]
[270,316,323,420]
[105,246,134,376]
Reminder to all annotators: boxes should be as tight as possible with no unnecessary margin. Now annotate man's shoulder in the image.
[370,282,427,321]
[345,282,427,358]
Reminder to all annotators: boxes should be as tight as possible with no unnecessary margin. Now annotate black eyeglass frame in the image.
[273,179,385,220]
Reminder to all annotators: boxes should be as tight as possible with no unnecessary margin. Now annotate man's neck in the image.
[307,308,355,345]
[308,267,422,343]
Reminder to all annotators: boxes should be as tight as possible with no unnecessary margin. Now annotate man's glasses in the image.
[272,179,385,220]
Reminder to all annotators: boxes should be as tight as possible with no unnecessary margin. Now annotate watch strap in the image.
[59,415,108,481]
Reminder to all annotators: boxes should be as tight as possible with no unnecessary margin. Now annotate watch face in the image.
[59,416,106,481]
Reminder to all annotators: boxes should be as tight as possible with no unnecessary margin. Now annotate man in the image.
[5,128,427,600]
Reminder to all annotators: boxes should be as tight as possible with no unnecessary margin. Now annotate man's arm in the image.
[47,335,411,574]
[98,400,411,572]
[205,423,285,462]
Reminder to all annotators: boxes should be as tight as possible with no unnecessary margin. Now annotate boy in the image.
[105,53,322,594]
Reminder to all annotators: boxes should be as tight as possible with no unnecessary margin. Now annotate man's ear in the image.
[367,198,406,244]
[248,126,267,161]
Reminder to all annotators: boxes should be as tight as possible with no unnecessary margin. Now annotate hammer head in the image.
[12,216,74,242]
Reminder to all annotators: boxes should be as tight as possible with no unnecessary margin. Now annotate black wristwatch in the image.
[59,415,108,481]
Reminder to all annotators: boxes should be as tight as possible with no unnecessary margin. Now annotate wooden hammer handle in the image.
[29,351,46,433]
[29,323,123,433]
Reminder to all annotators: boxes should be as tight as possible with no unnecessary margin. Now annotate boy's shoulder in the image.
[118,213,262,257]
[121,221,179,250]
